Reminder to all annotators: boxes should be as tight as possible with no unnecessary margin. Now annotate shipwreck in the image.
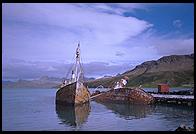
[56,43,90,105]
[91,77,155,105]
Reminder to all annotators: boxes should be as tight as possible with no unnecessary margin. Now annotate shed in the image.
[158,84,169,93]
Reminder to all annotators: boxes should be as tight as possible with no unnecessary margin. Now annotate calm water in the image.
[2,88,194,131]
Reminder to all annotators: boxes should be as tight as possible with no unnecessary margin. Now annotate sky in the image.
[2,3,194,80]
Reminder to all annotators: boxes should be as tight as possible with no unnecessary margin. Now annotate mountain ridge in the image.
[2,53,194,89]
[86,53,194,88]
[2,76,95,89]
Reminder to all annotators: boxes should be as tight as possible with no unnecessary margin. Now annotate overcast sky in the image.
[2,3,194,80]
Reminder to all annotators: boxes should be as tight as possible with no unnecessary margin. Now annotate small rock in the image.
[175,124,194,131]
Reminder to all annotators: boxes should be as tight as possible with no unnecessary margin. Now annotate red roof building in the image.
[158,84,169,93]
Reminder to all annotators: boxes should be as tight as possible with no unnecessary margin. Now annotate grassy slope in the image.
[126,70,194,88]
[86,53,194,88]
[86,70,194,88]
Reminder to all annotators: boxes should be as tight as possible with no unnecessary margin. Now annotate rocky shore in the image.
[175,124,194,131]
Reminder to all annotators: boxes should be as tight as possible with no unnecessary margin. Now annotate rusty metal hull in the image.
[56,82,90,105]
[93,87,155,105]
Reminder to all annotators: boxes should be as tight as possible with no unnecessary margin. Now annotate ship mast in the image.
[75,43,82,82]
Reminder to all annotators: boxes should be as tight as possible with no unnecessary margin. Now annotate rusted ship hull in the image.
[93,87,155,105]
[56,82,90,105]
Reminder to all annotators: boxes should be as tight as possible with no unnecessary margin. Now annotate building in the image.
[158,84,169,93]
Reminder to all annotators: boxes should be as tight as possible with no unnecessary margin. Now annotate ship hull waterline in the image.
[56,82,90,106]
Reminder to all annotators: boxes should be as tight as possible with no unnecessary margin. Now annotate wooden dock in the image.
[151,93,194,106]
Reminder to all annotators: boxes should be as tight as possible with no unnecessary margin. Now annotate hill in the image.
[86,53,194,88]
[2,76,95,89]
[3,54,193,89]
[2,77,62,89]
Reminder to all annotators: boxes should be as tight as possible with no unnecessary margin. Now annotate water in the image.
[2,88,194,131]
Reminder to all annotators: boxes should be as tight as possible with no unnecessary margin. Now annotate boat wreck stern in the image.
[93,87,155,105]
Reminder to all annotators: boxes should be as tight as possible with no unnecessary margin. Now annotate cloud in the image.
[173,19,182,28]
[115,51,125,57]
[82,61,133,77]
[2,3,194,80]
[117,28,194,61]
[74,3,146,15]
[2,59,133,80]
[153,38,194,55]
[135,32,193,56]
[2,3,152,63]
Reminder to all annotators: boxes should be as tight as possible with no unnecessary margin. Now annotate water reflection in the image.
[55,103,90,127]
[96,101,156,120]
[154,104,194,121]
